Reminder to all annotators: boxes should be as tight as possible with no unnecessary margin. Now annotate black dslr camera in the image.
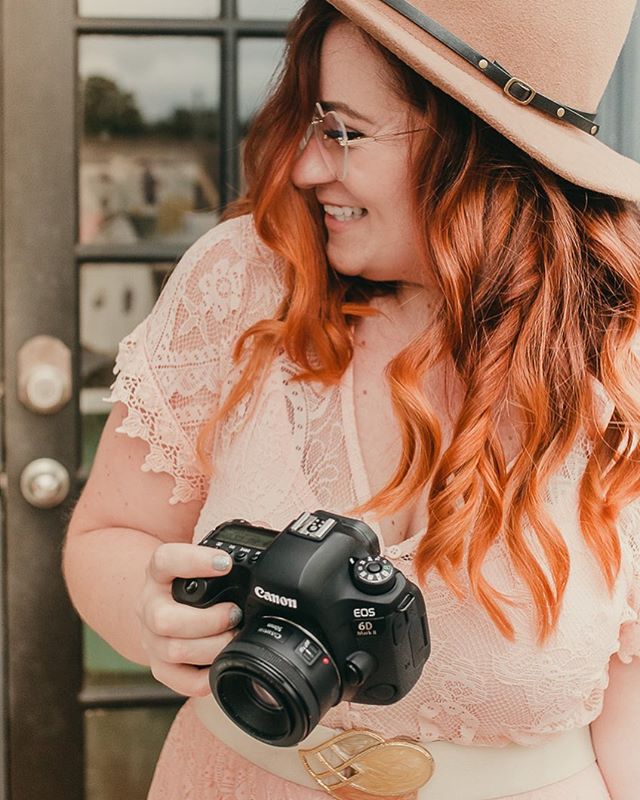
[173,510,430,746]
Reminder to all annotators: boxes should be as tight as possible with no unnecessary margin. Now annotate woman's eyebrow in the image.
[320,101,375,124]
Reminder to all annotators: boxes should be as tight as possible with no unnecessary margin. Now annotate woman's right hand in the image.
[138,542,242,697]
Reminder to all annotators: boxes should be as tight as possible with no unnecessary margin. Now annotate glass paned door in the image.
[2,0,296,798]
[75,5,298,800]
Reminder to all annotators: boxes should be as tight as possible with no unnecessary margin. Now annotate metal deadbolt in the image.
[20,458,70,509]
[17,336,72,414]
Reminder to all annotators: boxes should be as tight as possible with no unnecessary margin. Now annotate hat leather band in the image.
[379,0,600,136]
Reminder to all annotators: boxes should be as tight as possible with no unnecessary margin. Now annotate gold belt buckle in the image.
[299,729,435,800]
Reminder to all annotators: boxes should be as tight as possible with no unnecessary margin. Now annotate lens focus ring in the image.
[209,618,340,747]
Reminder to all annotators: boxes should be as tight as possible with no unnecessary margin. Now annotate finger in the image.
[143,599,242,639]
[149,660,213,697]
[153,630,235,666]
[148,542,232,585]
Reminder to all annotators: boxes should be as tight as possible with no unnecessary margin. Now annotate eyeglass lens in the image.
[312,109,348,182]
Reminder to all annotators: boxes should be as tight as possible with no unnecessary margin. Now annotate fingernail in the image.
[229,606,243,628]
[213,553,232,571]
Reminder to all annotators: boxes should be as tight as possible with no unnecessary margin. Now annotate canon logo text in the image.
[254,585,298,609]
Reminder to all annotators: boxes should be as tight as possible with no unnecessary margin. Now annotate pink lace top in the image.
[110,214,640,799]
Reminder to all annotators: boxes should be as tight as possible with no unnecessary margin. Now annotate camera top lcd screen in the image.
[218,525,276,551]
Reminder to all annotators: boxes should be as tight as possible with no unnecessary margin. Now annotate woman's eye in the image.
[324,128,344,142]
[322,126,365,144]
[324,128,364,142]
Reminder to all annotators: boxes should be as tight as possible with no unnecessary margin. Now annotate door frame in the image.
[1,1,83,798]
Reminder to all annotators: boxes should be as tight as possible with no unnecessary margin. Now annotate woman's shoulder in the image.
[154,213,287,341]
[180,212,285,289]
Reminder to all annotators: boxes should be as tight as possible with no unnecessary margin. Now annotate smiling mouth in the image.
[323,204,368,222]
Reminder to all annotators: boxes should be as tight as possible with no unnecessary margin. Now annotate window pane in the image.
[80,261,169,687]
[85,706,178,800]
[238,37,287,129]
[79,0,220,17]
[79,36,220,248]
[79,262,168,470]
[84,626,155,687]
[237,0,303,19]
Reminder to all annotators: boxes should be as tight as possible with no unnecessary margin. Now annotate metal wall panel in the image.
[599,9,640,161]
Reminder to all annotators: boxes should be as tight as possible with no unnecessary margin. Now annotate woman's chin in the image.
[331,264,364,279]
[326,248,364,278]
[329,257,396,283]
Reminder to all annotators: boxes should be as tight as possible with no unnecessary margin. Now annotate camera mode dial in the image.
[352,556,396,595]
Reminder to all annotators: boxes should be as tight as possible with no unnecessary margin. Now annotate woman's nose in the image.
[291,135,336,189]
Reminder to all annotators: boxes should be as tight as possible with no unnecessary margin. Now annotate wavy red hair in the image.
[199,0,640,641]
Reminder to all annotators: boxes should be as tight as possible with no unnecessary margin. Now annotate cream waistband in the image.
[191,696,596,800]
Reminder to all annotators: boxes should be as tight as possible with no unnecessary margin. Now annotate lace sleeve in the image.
[616,499,640,662]
[107,214,283,505]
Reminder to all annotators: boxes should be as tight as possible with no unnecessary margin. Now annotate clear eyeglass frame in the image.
[300,101,431,182]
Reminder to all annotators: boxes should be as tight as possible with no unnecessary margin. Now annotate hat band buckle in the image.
[379,0,599,135]
[299,728,435,799]
[503,77,537,105]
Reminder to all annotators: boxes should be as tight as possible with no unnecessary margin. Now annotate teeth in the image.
[323,204,366,221]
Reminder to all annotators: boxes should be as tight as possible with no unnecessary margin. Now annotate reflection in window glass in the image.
[85,706,178,800]
[79,36,220,247]
[238,0,303,19]
[79,0,220,17]
[238,38,287,130]
[238,38,287,192]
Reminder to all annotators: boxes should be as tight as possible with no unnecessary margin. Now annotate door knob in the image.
[17,336,72,414]
[20,458,70,508]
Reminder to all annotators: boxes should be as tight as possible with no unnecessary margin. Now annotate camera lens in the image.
[216,671,292,741]
[210,616,340,747]
[249,679,283,710]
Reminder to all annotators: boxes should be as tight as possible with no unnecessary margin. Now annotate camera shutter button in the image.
[353,556,396,595]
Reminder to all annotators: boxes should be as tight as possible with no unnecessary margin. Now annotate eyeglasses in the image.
[300,102,431,182]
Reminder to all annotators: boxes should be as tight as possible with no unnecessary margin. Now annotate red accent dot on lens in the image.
[322,657,330,665]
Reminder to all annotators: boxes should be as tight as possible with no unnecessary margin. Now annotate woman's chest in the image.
[350,307,523,546]
[204,312,523,550]
[200,352,365,539]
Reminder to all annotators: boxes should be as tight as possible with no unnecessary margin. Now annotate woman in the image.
[64,0,640,797]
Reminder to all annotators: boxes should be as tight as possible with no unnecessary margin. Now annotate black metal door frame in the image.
[1,1,82,797]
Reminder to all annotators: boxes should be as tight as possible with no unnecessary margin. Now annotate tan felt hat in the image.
[326,0,640,202]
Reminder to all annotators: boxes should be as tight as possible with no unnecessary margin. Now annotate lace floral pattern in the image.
[111,215,639,795]
[109,215,284,504]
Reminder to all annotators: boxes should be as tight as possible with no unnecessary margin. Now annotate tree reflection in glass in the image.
[79,36,220,247]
